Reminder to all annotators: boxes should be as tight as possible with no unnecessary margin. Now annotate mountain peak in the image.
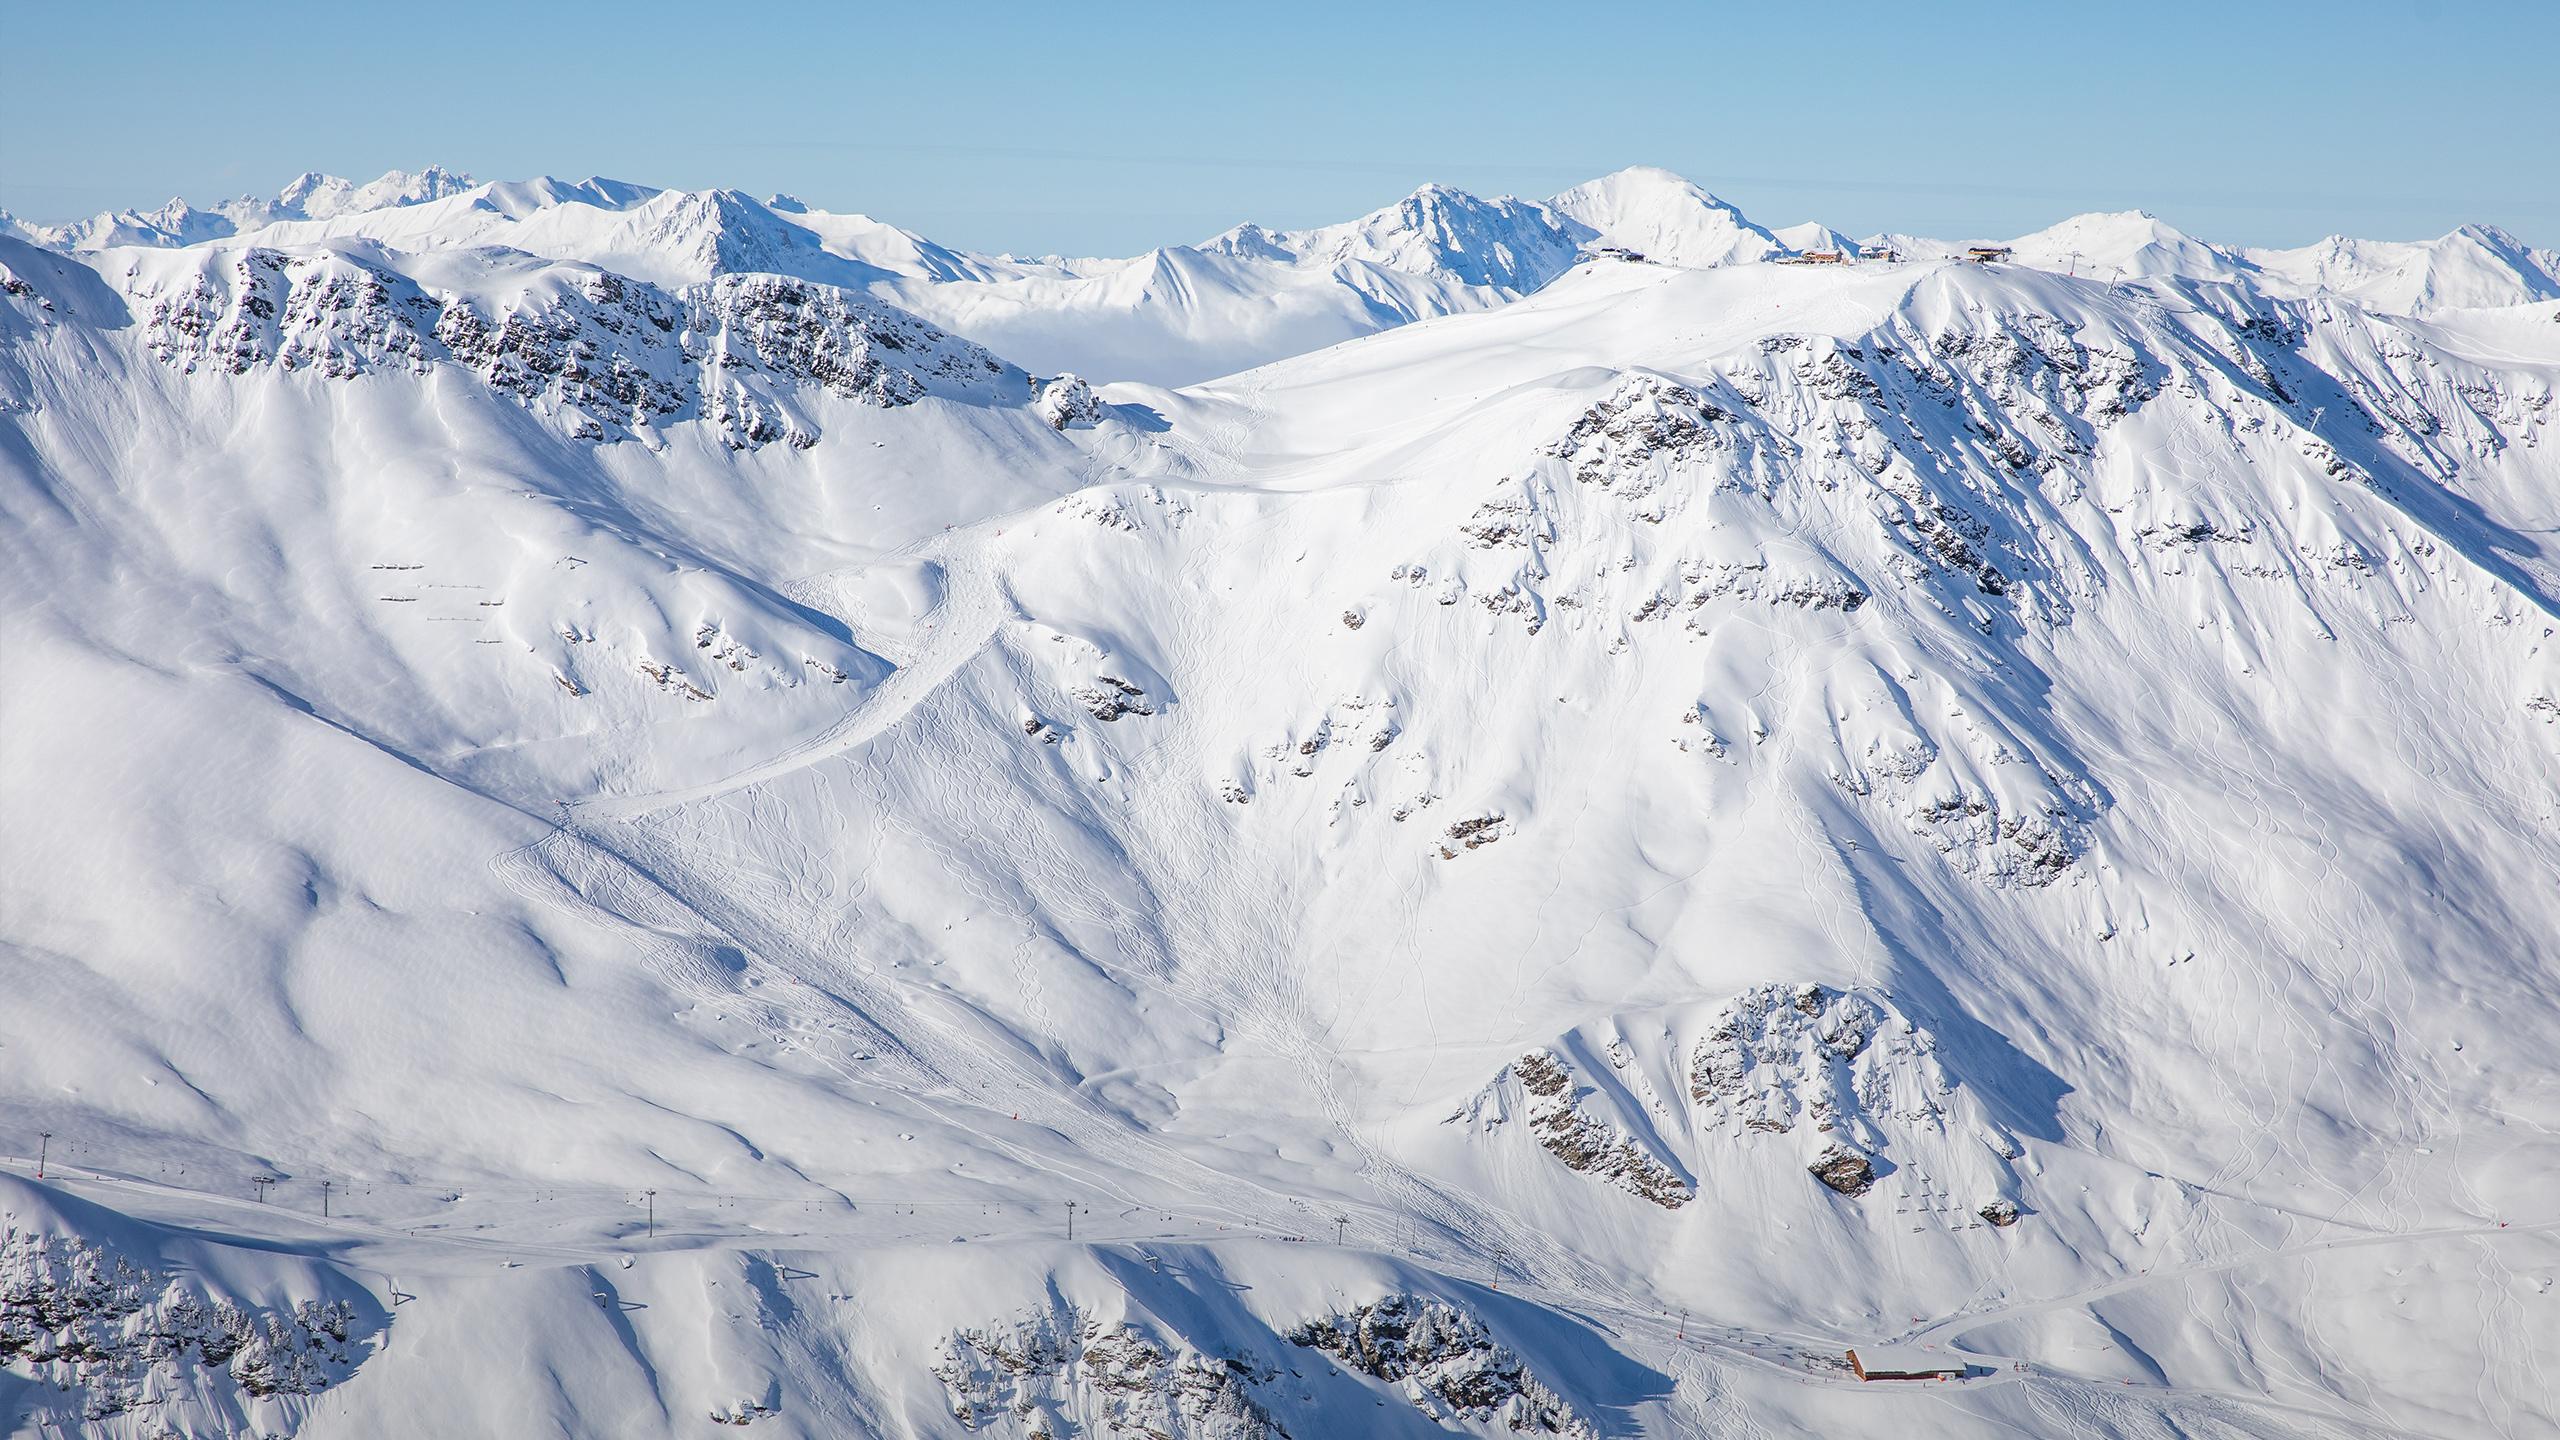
[2449,220,2530,252]
[2001,209,2235,279]
[275,166,478,221]
[1194,184,1588,293]
[1561,165,1735,209]
[1584,164,1701,188]
[1548,166,1777,267]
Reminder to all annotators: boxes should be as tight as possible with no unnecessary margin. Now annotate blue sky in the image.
[6,1,2551,253]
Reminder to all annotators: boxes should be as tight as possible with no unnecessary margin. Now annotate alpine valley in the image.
[3,164,2557,1439]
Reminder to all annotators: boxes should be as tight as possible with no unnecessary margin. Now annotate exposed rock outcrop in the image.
[1543,376,1735,505]
[1035,373,1105,429]
[934,1307,1286,1440]
[1509,1051,1693,1209]
[1688,982,1888,1135]
[1690,982,2021,1203]
[132,246,1020,448]
[0,1230,362,1421]
[1073,676,1154,721]
[1808,1141,1877,1197]
[1437,814,1510,858]
[1289,1296,1594,1438]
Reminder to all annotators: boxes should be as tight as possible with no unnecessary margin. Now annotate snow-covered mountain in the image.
[1549,166,1787,267]
[4,166,480,251]
[2001,210,2247,279]
[29,164,2555,387]
[0,167,1847,386]
[2246,222,2560,314]
[1771,221,1857,257]
[4,164,2559,1438]
[1201,183,1593,292]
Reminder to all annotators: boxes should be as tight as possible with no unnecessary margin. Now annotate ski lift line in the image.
[14,1154,1344,1265]
[492,856,1262,1241]
[17,1153,1077,1217]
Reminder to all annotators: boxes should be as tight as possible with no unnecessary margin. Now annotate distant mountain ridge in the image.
[11,164,2554,387]
[5,165,480,251]
[6,153,2560,1438]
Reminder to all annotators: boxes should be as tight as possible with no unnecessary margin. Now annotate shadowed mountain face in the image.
[2,168,2557,1439]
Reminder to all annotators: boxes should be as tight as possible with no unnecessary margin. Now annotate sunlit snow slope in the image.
[45,163,2557,387]
[3,169,2559,1439]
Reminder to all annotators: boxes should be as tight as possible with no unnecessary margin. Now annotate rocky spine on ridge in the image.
[129,246,1025,447]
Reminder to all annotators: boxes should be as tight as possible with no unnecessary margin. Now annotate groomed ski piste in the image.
[3,166,2557,1438]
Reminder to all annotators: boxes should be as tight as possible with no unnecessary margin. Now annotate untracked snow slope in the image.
[3,172,2559,1439]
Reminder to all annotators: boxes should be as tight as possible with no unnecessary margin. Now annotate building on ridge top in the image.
[1846,1346,1968,1382]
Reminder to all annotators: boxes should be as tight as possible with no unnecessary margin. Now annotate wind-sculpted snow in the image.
[4,163,2560,1439]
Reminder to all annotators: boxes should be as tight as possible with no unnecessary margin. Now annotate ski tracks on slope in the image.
[571,543,1010,825]
[1902,1215,2560,1438]
[491,537,1360,1247]
[485,468,1785,1408]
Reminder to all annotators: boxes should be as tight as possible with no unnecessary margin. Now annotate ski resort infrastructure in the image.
[2,162,2558,1437]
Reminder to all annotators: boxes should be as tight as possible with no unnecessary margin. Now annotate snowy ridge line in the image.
[563,541,1010,822]
[100,239,1037,448]
[16,163,2552,394]
[8,156,2560,1438]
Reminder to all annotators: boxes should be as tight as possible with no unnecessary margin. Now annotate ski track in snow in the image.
[11,164,2560,1437]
